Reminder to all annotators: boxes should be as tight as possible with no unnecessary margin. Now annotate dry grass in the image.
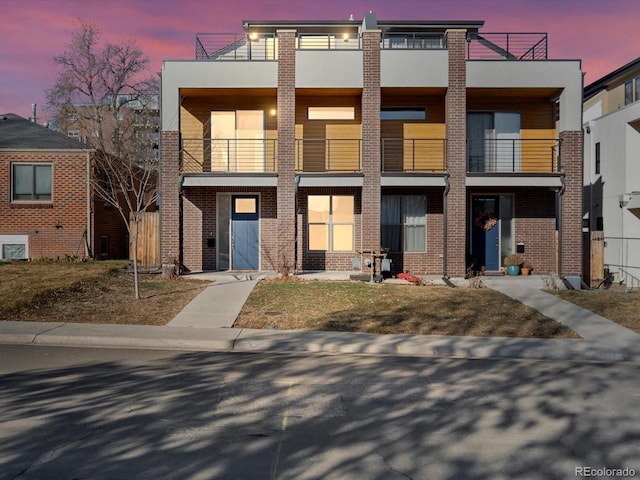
[550,289,640,334]
[235,279,579,338]
[0,260,210,325]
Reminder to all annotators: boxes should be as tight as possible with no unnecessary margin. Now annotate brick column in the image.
[361,29,382,252]
[559,130,583,276]
[277,30,296,272]
[445,29,467,277]
[160,130,181,270]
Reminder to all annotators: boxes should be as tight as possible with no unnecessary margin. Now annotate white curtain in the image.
[403,196,426,252]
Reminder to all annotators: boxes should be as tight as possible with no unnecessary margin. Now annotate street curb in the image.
[0,322,632,363]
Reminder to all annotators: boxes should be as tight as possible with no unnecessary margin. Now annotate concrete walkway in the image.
[1,273,638,363]
[168,272,276,328]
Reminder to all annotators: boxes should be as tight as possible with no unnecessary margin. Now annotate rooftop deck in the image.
[195,31,548,61]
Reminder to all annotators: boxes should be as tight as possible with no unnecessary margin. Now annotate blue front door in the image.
[231,195,259,270]
[471,196,500,271]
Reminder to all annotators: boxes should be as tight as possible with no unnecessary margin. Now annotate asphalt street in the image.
[1,345,639,480]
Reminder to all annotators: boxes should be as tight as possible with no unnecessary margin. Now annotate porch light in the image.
[249,32,258,41]
[270,108,277,117]
[343,33,350,42]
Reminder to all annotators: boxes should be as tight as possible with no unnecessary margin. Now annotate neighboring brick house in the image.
[0,113,127,260]
[160,13,583,277]
[583,58,640,287]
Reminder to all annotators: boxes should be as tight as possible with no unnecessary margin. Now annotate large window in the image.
[12,163,52,201]
[308,195,354,251]
[595,142,601,175]
[381,195,426,252]
[308,107,355,120]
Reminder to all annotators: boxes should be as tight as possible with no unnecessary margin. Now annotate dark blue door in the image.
[231,195,259,270]
[471,196,500,271]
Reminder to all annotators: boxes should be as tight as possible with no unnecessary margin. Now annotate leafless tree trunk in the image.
[46,20,159,299]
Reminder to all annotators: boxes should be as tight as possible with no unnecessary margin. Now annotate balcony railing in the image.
[195,33,277,60]
[382,138,447,172]
[466,33,548,60]
[182,138,277,173]
[467,138,560,173]
[297,33,361,50]
[381,33,446,50]
[295,139,362,172]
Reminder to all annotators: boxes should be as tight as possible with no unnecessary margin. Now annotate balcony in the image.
[195,33,277,60]
[295,139,362,172]
[467,138,560,173]
[382,138,447,172]
[381,33,446,50]
[181,138,278,173]
[466,33,548,60]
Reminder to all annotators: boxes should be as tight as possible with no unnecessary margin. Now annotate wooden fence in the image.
[129,211,160,269]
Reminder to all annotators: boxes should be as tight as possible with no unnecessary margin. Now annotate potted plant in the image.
[504,254,524,276]
[521,260,533,276]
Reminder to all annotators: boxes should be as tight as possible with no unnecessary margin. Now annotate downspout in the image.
[557,173,566,276]
[442,173,450,277]
[85,150,92,258]
[294,174,300,273]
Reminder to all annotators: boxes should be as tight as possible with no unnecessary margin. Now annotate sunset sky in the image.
[2,0,639,122]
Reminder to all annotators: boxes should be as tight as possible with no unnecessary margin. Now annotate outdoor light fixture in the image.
[270,108,277,117]
[343,33,350,42]
[249,32,258,41]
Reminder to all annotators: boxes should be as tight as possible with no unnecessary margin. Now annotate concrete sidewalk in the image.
[0,273,638,363]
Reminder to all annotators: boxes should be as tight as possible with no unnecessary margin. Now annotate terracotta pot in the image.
[521,267,530,276]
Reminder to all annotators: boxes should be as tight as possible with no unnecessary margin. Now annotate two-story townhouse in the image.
[160,13,583,278]
[0,113,126,260]
[583,57,640,288]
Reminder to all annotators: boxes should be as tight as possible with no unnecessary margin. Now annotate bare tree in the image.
[47,20,159,299]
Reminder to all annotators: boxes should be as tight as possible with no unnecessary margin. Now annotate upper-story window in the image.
[624,76,640,105]
[308,107,355,120]
[380,108,426,120]
[625,81,633,105]
[12,163,53,202]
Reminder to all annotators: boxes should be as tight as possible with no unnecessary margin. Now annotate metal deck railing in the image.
[466,33,548,60]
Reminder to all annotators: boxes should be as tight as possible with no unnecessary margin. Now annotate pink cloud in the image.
[2,0,639,120]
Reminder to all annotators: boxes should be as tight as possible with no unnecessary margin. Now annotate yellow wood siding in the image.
[403,123,446,171]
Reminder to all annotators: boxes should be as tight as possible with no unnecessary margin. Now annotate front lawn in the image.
[235,279,578,338]
[550,289,640,334]
[0,260,210,325]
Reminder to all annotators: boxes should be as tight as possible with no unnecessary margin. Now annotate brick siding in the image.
[0,151,90,258]
[559,130,584,276]
[445,29,468,276]
[277,30,297,272]
[160,131,181,265]
[361,29,382,253]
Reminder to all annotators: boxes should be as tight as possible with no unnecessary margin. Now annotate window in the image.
[308,107,355,120]
[380,108,426,121]
[625,81,633,105]
[595,142,601,175]
[381,195,426,252]
[100,235,109,257]
[0,235,28,260]
[308,195,354,251]
[12,163,52,201]
[68,130,80,139]
[636,77,640,102]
